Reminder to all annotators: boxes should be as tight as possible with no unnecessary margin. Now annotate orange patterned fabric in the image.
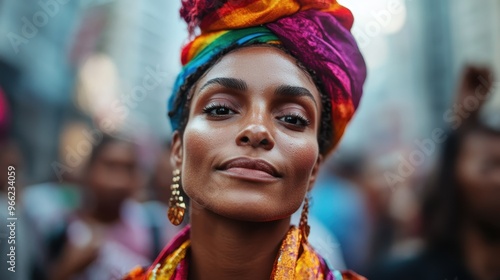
[180,0,354,64]
[122,226,366,280]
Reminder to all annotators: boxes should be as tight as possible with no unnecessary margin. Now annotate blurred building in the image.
[0,0,82,182]
[0,0,184,183]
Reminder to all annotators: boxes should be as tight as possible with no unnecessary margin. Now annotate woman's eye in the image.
[278,114,310,127]
[202,104,236,116]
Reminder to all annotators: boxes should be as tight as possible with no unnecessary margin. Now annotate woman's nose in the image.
[236,123,275,150]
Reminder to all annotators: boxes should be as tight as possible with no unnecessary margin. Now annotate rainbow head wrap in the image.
[169,0,367,155]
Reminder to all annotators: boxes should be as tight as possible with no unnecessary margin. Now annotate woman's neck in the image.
[188,202,291,280]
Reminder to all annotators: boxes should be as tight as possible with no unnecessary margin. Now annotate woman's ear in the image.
[307,154,323,192]
[170,131,183,170]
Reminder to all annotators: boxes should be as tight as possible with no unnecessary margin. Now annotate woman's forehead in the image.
[196,46,320,97]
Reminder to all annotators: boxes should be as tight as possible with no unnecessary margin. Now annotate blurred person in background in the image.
[149,142,175,206]
[47,134,163,280]
[311,147,414,274]
[23,121,90,248]
[310,151,371,272]
[369,66,500,280]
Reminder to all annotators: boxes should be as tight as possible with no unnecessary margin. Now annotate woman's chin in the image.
[187,188,302,223]
[208,200,296,223]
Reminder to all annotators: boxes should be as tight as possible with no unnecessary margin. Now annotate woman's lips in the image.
[218,157,281,182]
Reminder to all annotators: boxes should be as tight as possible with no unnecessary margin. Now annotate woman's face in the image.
[87,141,140,207]
[171,46,322,222]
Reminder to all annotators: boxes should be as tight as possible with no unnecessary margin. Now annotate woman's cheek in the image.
[181,117,231,191]
[184,117,216,152]
[280,133,319,179]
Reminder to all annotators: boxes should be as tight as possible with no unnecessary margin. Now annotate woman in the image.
[125,0,366,279]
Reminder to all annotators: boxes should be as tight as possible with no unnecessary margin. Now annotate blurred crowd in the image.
[0,104,184,279]
[310,67,500,280]
[1,66,500,280]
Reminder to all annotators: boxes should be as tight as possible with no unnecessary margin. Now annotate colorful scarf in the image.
[168,0,366,154]
[123,225,366,280]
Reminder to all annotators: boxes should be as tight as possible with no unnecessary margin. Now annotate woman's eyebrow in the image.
[197,79,317,106]
[274,85,317,106]
[198,77,248,93]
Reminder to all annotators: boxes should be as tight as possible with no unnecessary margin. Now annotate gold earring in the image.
[168,169,186,226]
[299,195,311,241]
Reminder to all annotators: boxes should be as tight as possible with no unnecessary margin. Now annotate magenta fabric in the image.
[0,87,11,140]
[268,9,366,109]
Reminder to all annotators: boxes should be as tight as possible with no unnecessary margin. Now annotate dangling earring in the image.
[299,195,311,241]
[168,169,186,226]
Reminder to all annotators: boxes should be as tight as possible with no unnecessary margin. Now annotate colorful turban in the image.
[169,0,366,154]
